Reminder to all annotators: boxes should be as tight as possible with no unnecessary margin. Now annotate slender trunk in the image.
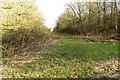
[88,2,93,35]
[110,2,113,29]
[103,2,106,36]
[114,2,118,32]
[97,2,101,35]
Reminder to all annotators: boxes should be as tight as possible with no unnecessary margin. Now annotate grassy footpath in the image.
[2,34,118,78]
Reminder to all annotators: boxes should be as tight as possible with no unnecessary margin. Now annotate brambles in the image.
[1,0,52,57]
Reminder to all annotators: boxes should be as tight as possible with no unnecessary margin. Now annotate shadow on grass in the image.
[2,35,119,78]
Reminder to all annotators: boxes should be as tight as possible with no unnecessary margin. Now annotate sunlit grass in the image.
[3,34,118,78]
[52,34,118,61]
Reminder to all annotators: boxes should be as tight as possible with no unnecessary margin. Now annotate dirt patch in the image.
[91,59,119,78]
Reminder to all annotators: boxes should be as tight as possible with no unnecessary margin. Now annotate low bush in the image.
[2,27,51,57]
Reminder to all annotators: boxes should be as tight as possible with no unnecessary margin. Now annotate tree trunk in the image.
[103,2,106,36]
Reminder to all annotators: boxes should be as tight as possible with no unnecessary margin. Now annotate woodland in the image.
[0,0,119,78]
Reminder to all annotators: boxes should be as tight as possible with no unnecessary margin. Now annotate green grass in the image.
[52,34,118,61]
[3,34,118,78]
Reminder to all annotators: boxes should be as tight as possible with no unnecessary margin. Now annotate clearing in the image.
[2,34,119,78]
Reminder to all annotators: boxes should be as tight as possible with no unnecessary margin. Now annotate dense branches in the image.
[1,0,50,56]
[54,1,119,39]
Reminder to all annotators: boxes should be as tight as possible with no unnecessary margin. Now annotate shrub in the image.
[2,27,51,57]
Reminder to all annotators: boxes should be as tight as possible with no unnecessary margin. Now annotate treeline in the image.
[54,1,119,39]
[0,0,50,57]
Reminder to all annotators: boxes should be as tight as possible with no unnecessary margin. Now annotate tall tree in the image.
[103,1,106,35]
[1,0,44,31]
